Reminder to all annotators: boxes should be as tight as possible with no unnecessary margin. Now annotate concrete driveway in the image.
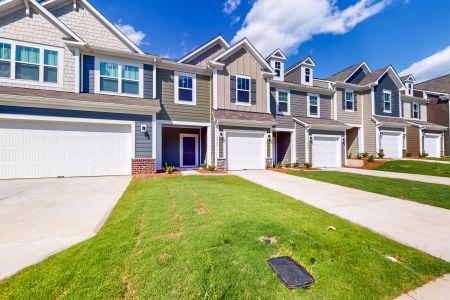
[232,170,450,262]
[0,176,131,280]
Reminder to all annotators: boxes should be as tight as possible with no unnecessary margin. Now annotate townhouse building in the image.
[0,0,448,180]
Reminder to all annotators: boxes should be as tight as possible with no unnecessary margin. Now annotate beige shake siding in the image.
[217,48,267,113]
[156,69,211,122]
[51,3,133,53]
[0,5,76,92]
[336,88,363,125]
[362,89,377,154]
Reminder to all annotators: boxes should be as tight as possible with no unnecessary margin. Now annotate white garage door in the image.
[381,131,403,158]
[0,119,132,179]
[226,131,265,170]
[312,135,341,168]
[424,134,441,158]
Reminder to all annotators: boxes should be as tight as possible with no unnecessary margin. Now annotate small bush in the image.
[164,162,175,174]
[356,153,363,160]
[347,152,352,159]
[292,162,300,168]
[362,152,369,158]
[406,153,413,158]
[419,152,429,158]
[200,162,207,169]
[304,162,312,169]
[275,162,283,169]
[377,152,385,159]
[368,155,375,163]
[207,165,216,172]
[284,162,292,168]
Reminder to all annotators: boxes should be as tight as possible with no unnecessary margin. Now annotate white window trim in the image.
[301,66,313,86]
[412,102,420,119]
[344,89,355,112]
[406,82,413,96]
[383,90,392,113]
[174,71,197,105]
[95,57,144,98]
[307,93,320,118]
[275,88,290,115]
[272,60,284,81]
[179,133,199,167]
[0,38,64,88]
[235,74,251,106]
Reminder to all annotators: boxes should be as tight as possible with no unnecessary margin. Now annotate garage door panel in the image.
[0,119,132,179]
[312,136,341,168]
[381,131,403,158]
[424,135,441,158]
[226,132,265,171]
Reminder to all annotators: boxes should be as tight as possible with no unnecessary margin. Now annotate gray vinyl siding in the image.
[309,129,346,165]
[143,64,154,99]
[0,105,153,157]
[156,69,210,122]
[374,73,401,117]
[336,88,363,125]
[285,66,301,84]
[363,90,377,154]
[347,68,366,84]
[319,95,333,119]
[270,88,294,128]
[185,43,225,67]
[161,127,201,167]
[295,123,306,164]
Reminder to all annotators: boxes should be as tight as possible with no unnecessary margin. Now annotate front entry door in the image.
[180,134,198,167]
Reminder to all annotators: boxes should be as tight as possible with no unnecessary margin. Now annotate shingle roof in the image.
[213,109,277,123]
[401,95,429,103]
[372,115,409,126]
[294,117,350,129]
[358,66,390,86]
[415,74,450,94]
[408,120,448,131]
[0,86,160,108]
[326,62,362,82]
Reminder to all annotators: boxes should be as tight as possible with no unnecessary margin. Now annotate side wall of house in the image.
[336,88,363,124]
[363,90,377,154]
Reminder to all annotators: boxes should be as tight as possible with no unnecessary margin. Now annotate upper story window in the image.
[236,75,251,104]
[96,59,143,97]
[412,102,420,119]
[345,90,354,111]
[276,89,290,115]
[406,82,413,96]
[305,68,311,83]
[383,90,392,113]
[0,39,63,86]
[307,93,320,117]
[174,71,196,105]
[274,61,281,77]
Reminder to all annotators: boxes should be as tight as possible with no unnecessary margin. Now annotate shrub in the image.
[347,152,352,159]
[207,165,216,172]
[292,162,300,168]
[406,153,413,158]
[356,153,363,160]
[200,162,207,169]
[420,152,429,158]
[368,155,375,163]
[164,162,175,174]
[304,162,312,169]
[284,162,292,168]
[377,152,385,159]
[362,152,369,158]
[275,162,283,169]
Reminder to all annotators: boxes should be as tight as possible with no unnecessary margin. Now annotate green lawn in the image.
[375,160,450,177]
[1,176,449,299]
[287,171,450,209]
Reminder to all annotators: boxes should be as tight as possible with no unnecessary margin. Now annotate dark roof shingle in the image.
[327,62,362,82]
[415,74,450,94]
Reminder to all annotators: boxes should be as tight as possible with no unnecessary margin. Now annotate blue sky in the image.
[93,0,450,81]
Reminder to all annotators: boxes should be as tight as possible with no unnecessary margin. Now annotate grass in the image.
[374,160,450,177]
[287,171,450,209]
[1,176,449,299]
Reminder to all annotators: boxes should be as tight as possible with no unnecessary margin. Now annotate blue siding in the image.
[82,55,95,93]
[143,64,154,99]
[347,67,366,84]
[0,105,152,158]
[374,73,400,117]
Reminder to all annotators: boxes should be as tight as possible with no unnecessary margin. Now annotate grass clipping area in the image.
[1,176,449,299]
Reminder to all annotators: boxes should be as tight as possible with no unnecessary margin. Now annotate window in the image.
[174,72,196,105]
[0,43,11,78]
[15,45,40,81]
[406,82,413,96]
[0,39,62,86]
[98,60,142,96]
[308,94,320,117]
[236,75,250,104]
[345,90,354,111]
[276,89,289,115]
[412,102,420,119]
[305,68,311,83]
[383,90,392,113]
[274,61,281,77]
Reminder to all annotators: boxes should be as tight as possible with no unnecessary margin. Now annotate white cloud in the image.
[230,15,241,26]
[400,46,450,82]
[232,0,392,56]
[115,23,146,46]
[223,0,241,15]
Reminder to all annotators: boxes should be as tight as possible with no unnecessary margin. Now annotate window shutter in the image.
[418,104,422,119]
[410,103,413,119]
[342,91,346,111]
[230,76,236,102]
[251,78,256,104]
[354,93,357,111]
[381,93,385,111]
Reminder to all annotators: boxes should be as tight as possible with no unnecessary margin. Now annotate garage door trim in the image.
[423,133,442,158]
[224,129,267,171]
[311,134,342,168]
[380,130,403,158]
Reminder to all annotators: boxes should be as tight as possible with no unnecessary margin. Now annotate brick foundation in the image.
[217,158,226,170]
[132,158,156,175]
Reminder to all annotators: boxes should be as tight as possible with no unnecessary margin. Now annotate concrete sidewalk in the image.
[231,170,450,262]
[0,176,130,280]
[324,167,450,186]
[396,274,450,300]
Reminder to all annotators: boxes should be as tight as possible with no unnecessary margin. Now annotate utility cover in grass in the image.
[267,256,315,289]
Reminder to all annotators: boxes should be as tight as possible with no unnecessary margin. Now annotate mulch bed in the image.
[346,158,387,170]
[133,170,182,179]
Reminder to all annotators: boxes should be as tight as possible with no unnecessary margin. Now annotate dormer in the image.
[285,56,316,86]
[400,74,416,96]
[266,48,286,81]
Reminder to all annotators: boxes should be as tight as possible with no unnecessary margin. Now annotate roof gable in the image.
[327,61,371,83]
[178,35,230,64]
[415,74,450,94]
[285,55,316,75]
[359,65,404,88]
[400,74,416,82]
[266,48,286,61]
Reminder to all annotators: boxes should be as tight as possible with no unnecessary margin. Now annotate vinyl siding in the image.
[336,88,363,125]
[156,69,210,122]
[402,101,427,121]
[374,73,401,117]
[285,66,301,84]
[347,68,366,84]
[185,43,226,67]
[217,48,268,113]
[427,94,449,155]
[0,105,152,157]
[270,88,294,128]
[295,123,306,164]
[406,126,420,156]
[363,90,377,154]
[143,64,154,99]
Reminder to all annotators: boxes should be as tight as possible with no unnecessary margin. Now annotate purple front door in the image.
[182,136,197,166]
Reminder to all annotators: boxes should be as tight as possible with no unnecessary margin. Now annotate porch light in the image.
[219,132,224,141]
[267,134,272,143]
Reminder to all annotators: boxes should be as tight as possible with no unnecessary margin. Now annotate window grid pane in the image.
[179,76,193,89]
[236,77,250,103]
[0,43,11,61]
[16,46,40,64]
[309,96,318,115]
[44,50,58,66]
[122,65,139,81]
[100,62,118,78]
